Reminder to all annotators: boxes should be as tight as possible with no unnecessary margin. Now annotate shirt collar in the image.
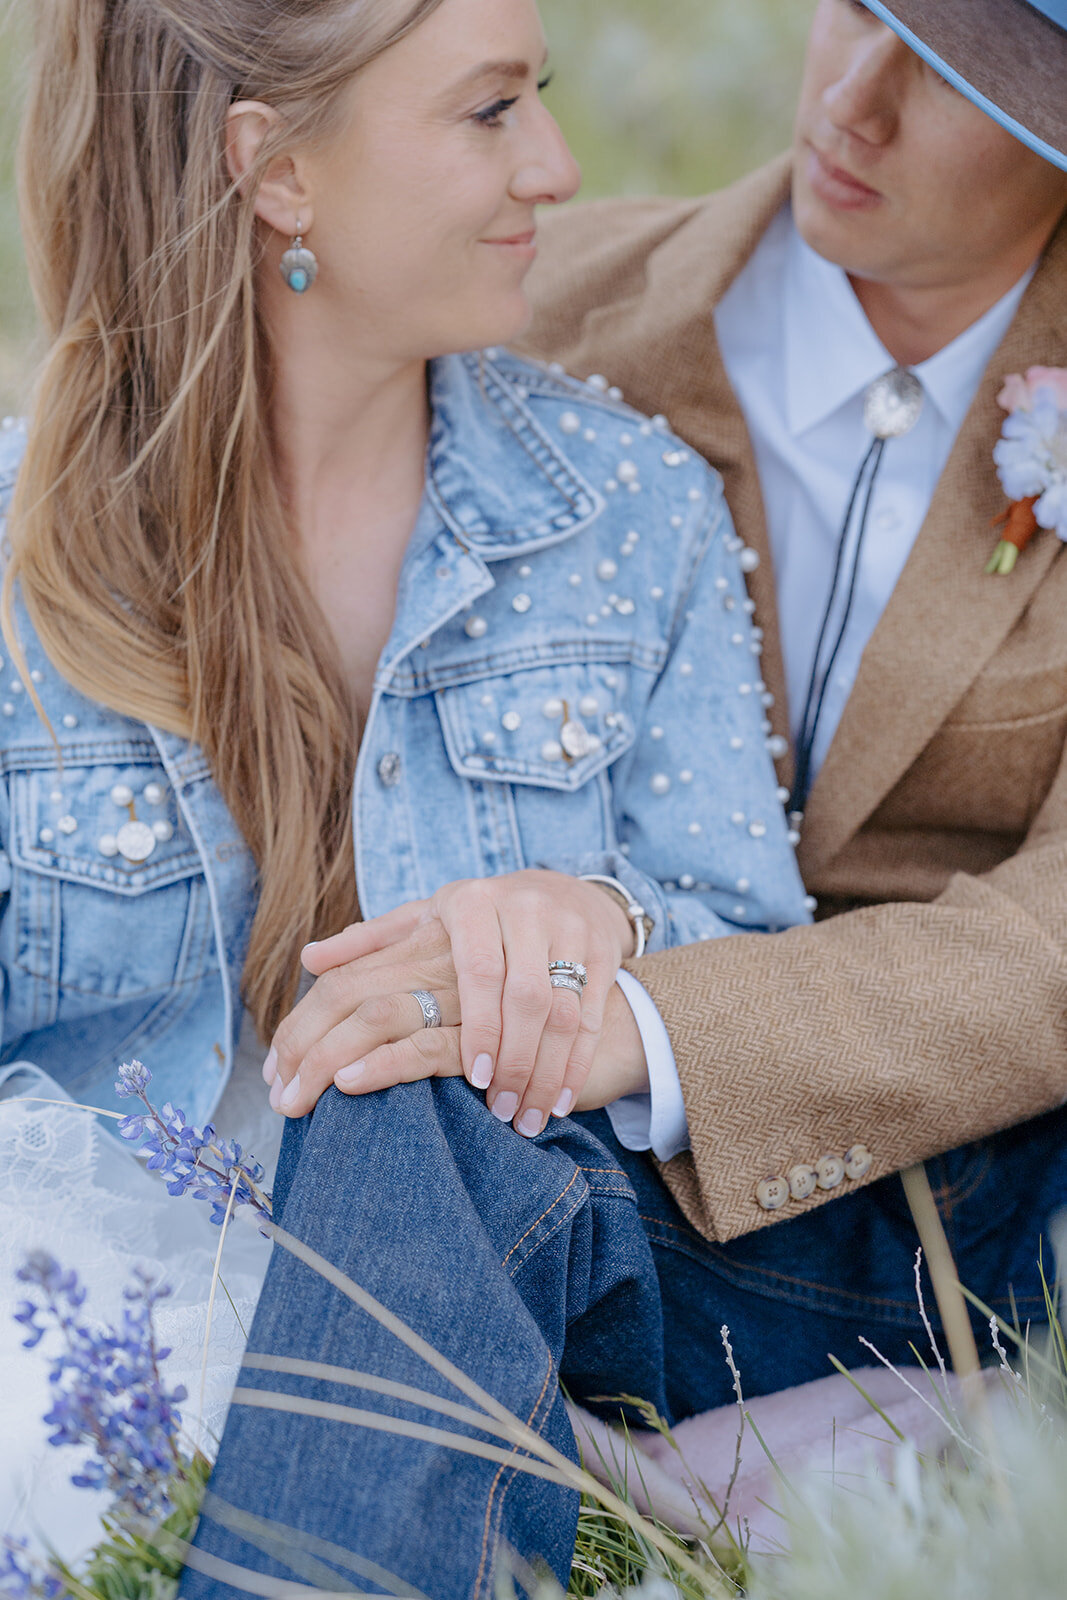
[784,210,1035,439]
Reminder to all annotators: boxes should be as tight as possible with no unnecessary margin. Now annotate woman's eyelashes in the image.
[472,75,554,130]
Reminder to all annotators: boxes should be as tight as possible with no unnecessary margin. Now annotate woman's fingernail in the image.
[279,1074,301,1114]
[262,1047,278,1086]
[551,1089,574,1119]
[471,1053,494,1090]
[269,1074,286,1112]
[491,1091,519,1124]
[516,1109,544,1139]
[335,1061,367,1090]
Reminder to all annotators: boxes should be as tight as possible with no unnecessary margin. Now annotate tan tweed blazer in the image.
[520,158,1067,1243]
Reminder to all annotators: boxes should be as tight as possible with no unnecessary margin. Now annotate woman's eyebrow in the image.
[447,50,550,95]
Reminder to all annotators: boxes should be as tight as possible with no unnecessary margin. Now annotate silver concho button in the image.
[863,368,924,440]
[560,719,592,760]
[116,820,157,863]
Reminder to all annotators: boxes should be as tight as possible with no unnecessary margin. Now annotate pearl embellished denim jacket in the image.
[0,352,808,1128]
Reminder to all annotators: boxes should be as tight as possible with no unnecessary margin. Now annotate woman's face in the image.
[296,0,580,362]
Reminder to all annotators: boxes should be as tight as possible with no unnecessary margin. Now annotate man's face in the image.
[792,0,1067,291]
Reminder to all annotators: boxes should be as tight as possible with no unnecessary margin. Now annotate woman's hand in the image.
[264,870,638,1135]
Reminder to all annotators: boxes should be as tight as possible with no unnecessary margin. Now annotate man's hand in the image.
[262,875,650,1133]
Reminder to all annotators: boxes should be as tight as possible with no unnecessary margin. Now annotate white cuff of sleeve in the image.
[605,969,691,1162]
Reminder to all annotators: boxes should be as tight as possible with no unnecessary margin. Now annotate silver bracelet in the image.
[578,874,653,959]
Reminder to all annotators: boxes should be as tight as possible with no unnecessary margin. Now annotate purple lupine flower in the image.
[0,1537,64,1599]
[113,1063,271,1226]
[13,1254,187,1520]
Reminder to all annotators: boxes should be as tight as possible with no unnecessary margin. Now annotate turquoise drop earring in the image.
[280,220,318,294]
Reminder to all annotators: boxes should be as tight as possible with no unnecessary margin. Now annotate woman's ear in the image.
[225,100,314,237]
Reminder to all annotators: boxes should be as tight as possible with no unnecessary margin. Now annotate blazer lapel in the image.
[798,217,1067,879]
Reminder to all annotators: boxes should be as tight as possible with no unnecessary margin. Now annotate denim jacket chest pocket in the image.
[4,747,213,1035]
[435,659,641,872]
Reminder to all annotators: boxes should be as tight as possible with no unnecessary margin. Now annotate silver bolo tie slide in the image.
[789,367,924,818]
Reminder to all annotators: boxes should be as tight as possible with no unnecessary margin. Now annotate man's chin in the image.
[791,181,894,282]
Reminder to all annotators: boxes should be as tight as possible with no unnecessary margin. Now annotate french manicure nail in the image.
[279,1073,301,1113]
[491,1091,519,1123]
[335,1061,367,1089]
[471,1053,494,1090]
[551,1089,574,1119]
[269,1074,285,1112]
[516,1109,544,1139]
[261,1047,277,1086]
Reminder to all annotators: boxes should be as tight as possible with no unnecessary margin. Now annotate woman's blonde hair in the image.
[5,0,446,1041]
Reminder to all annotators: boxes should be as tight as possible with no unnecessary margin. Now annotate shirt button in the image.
[844,1143,873,1181]
[875,507,900,533]
[788,1164,818,1201]
[756,1175,789,1211]
[377,753,402,788]
[815,1154,846,1190]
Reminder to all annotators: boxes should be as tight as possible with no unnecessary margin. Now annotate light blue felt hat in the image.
[862,0,1067,172]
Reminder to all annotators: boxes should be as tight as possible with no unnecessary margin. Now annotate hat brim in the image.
[862,0,1067,172]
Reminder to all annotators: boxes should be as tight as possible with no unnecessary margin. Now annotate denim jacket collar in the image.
[426,352,604,559]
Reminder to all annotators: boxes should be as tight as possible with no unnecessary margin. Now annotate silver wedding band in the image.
[411,989,442,1029]
[549,960,587,1000]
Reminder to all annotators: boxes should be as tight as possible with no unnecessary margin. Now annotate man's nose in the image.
[822,26,911,147]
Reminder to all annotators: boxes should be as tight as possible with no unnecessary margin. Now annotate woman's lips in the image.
[482,230,537,257]
[806,145,883,211]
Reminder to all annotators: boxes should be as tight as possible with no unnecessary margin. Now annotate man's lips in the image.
[806,145,883,210]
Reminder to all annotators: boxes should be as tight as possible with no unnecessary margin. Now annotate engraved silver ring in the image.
[549,960,588,999]
[411,990,443,1030]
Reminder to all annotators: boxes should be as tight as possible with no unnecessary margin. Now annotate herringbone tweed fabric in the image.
[520,160,1067,1241]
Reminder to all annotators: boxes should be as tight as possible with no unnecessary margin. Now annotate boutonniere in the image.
[986,367,1067,574]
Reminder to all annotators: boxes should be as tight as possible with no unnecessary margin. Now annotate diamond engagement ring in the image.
[411,990,442,1029]
[549,960,588,998]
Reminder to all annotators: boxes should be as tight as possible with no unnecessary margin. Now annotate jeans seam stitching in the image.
[501,1169,583,1268]
[507,1190,590,1280]
[473,1353,556,1600]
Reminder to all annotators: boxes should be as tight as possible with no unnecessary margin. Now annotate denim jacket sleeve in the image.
[535,471,810,951]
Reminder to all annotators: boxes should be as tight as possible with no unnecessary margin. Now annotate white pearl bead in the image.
[143,782,165,806]
[38,827,54,845]
[669,515,683,529]
[98,834,119,858]
[749,821,767,838]
[519,565,532,578]
[578,696,599,717]
[736,878,751,893]
[586,613,599,627]
[465,616,488,639]
[679,663,693,677]
[57,815,77,835]
[767,734,789,759]
[558,411,581,435]
[597,559,618,582]
[512,594,532,614]
[542,698,564,718]
[586,374,608,392]
[617,461,639,484]
[110,783,134,807]
[679,770,694,784]
[650,773,671,796]
[152,820,174,842]
[480,693,494,708]
[568,573,582,587]
[804,895,818,913]
[731,811,746,825]
[650,586,664,601]
[739,548,760,573]
[688,822,702,835]
[541,740,563,763]
[583,429,597,443]
[62,714,78,729]
[730,737,744,751]
[502,712,522,732]
[679,874,695,889]
[616,598,635,616]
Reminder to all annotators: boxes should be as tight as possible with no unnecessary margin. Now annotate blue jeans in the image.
[181,1084,1066,1599]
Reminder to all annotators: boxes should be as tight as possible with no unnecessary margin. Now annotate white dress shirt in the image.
[608,204,1033,1162]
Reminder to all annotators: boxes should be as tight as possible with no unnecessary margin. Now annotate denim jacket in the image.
[0,352,808,1127]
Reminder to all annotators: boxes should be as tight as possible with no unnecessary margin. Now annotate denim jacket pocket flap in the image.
[436,664,636,793]
[8,760,203,894]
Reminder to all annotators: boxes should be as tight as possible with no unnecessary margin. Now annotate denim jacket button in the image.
[377,753,403,788]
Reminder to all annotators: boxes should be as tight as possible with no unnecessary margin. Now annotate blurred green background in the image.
[0,0,814,412]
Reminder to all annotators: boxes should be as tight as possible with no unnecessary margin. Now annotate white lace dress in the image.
[0,1013,282,1564]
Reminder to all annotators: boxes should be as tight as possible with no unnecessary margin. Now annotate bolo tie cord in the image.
[789,435,887,814]
[787,365,924,820]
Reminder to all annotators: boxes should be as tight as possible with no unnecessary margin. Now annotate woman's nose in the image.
[511,107,582,208]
